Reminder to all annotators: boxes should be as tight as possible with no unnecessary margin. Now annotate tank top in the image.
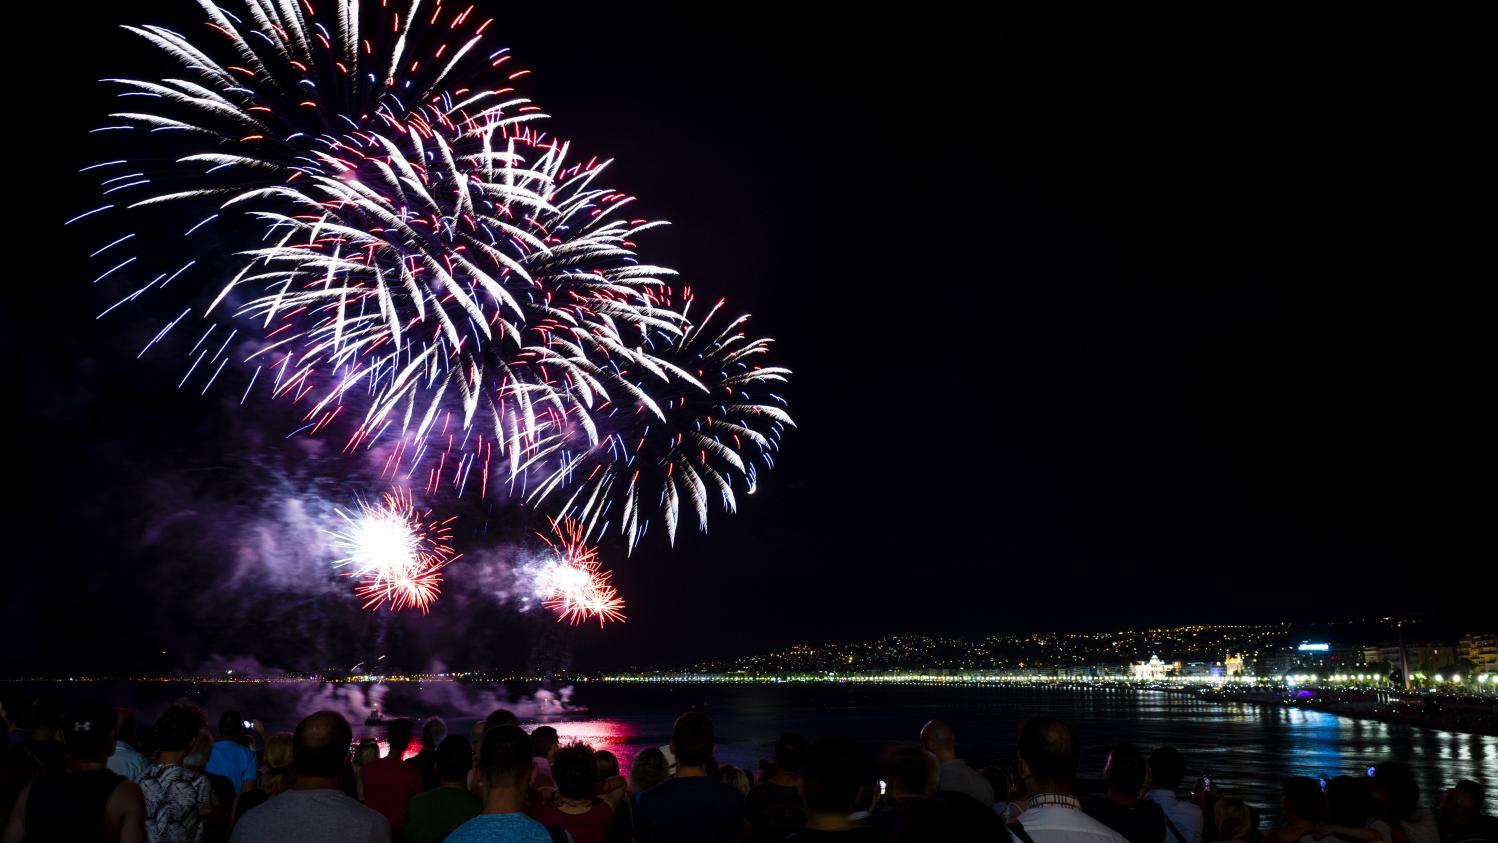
[25,767,125,842]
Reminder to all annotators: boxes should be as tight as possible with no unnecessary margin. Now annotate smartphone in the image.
[879,779,887,796]
[1319,775,1329,792]
[242,719,253,729]
[1202,772,1214,792]
[1366,766,1376,778]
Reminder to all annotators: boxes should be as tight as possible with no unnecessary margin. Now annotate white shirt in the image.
[937,758,996,806]
[1145,789,1203,843]
[1014,794,1132,843]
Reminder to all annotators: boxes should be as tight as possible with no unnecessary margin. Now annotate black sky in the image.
[7,9,1489,675]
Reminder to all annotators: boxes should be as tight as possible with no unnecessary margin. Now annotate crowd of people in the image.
[1,693,1493,843]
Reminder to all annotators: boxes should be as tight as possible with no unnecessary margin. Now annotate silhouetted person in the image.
[529,726,559,792]
[629,748,670,796]
[534,741,613,843]
[206,712,257,795]
[229,732,293,827]
[2,701,147,843]
[746,732,808,841]
[919,720,994,806]
[867,744,937,837]
[1316,776,1378,843]
[445,725,551,842]
[1214,798,1256,843]
[879,744,1010,842]
[1452,780,1498,842]
[1371,762,1439,843]
[1084,744,1166,843]
[406,717,446,791]
[1145,747,1202,843]
[186,728,235,843]
[18,694,67,777]
[784,738,885,841]
[229,710,389,843]
[405,735,482,843]
[108,709,149,782]
[363,718,421,833]
[593,750,632,843]
[1007,716,1128,843]
[1263,778,1325,843]
[635,712,744,843]
[138,703,215,843]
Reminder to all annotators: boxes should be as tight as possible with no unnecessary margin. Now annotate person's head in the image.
[880,744,938,798]
[720,764,752,796]
[293,710,354,782]
[979,766,1010,801]
[1327,776,1373,827]
[595,750,620,780]
[1371,761,1421,821]
[1105,743,1148,798]
[435,735,474,785]
[1453,780,1485,813]
[1440,787,1477,831]
[356,738,380,767]
[420,716,446,749]
[485,709,518,730]
[31,693,65,730]
[1017,716,1080,795]
[478,724,534,793]
[1281,777,1327,823]
[801,738,874,817]
[629,747,671,793]
[263,732,295,797]
[386,718,414,755]
[63,701,118,762]
[115,709,138,748]
[775,732,808,775]
[670,712,715,770]
[218,709,247,741]
[919,719,957,761]
[529,725,559,762]
[155,701,208,753]
[552,741,599,800]
[184,728,215,770]
[1147,745,1186,790]
[1215,796,1255,841]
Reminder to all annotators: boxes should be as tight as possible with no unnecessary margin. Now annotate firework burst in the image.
[330,489,458,612]
[531,517,625,626]
[77,0,792,555]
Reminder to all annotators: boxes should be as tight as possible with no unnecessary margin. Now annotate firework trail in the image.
[74,0,792,553]
[330,489,458,612]
[530,517,625,626]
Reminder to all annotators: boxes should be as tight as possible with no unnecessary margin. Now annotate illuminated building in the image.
[1461,632,1498,672]
[1132,655,1168,681]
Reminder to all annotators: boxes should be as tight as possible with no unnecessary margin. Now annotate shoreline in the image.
[1195,686,1498,738]
[6,675,1496,738]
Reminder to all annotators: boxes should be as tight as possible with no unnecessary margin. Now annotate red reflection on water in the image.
[527,719,641,768]
[367,738,424,760]
[358,720,639,765]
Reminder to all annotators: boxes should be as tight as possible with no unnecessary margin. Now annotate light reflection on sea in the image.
[42,681,1497,817]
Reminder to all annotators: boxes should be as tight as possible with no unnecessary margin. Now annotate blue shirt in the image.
[444,812,552,842]
[206,740,257,786]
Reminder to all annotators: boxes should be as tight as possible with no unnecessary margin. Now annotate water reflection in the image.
[64,680,1498,816]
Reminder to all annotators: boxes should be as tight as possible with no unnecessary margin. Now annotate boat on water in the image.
[364,702,410,727]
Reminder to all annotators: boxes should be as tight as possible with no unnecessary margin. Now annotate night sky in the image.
[8,9,1487,676]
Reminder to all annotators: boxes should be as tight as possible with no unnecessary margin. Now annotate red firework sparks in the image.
[331,489,459,613]
[535,517,626,626]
